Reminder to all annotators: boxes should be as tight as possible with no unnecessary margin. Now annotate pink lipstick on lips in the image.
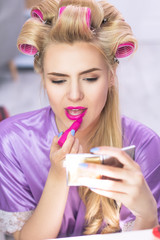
[65,106,87,121]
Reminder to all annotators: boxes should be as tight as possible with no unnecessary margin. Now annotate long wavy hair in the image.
[17,0,137,235]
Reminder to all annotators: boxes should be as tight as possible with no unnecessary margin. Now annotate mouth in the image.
[65,106,87,120]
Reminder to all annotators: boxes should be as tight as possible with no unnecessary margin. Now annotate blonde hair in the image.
[17,0,137,235]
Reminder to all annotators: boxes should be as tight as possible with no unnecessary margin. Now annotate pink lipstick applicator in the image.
[58,117,83,147]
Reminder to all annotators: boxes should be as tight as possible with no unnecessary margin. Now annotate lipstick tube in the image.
[58,118,82,147]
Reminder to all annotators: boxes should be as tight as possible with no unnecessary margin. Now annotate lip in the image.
[65,106,87,120]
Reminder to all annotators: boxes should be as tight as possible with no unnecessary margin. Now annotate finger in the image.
[58,131,63,138]
[50,131,75,163]
[50,132,65,153]
[90,187,139,215]
[77,177,129,193]
[61,131,76,154]
[78,162,131,182]
[78,144,83,153]
[50,135,61,154]
[49,135,65,169]
[90,188,127,201]
[90,146,137,169]
[70,138,80,154]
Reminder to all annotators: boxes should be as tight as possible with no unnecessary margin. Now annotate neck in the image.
[76,117,100,153]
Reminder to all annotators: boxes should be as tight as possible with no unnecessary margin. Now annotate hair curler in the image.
[86,8,91,28]
[58,6,66,17]
[19,44,38,56]
[31,9,44,22]
[116,42,135,58]
[58,6,91,28]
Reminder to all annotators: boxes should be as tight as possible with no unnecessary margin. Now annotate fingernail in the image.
[79,163,88,168]
[71,129,75,136]
[90,147,99,153]
[58,131,63,137]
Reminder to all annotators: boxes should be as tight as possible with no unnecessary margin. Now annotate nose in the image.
[67,80,84,102]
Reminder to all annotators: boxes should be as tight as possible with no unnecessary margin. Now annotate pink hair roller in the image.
[58,6,66,16]
[19,44,38,56]
[58,6,91,28]
[116,42,135,58]
[31,9,44,22]
[86,8,91,28]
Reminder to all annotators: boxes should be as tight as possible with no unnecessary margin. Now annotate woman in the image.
[0,0,160,239]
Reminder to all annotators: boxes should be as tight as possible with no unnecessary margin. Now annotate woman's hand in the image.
[78,146,158,229]
[50,131,83,177]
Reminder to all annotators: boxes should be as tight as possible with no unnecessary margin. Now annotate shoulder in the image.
[0,106,50,127]
[122,115,160,177]
[122,115,159,146]
[0,106,55,137]
[0,106,58,158]
[121,117,160,224]
[0,107,57,213]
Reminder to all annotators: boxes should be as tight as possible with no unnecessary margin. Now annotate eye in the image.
[84,77,98,82]
[51,80,66,84]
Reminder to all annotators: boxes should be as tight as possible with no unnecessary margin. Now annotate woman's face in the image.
[43,41,110,135]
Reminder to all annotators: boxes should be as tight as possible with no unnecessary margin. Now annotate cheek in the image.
[45,86,59,108]
[94,85,108,109]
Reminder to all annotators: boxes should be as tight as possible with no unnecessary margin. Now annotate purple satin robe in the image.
[0,106,160,237]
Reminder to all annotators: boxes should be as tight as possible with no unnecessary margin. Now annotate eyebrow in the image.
[47,68,102,77]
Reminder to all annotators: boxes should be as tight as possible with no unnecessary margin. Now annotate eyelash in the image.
[51,77,98,84]
[84,77,98,82]
[51,80,66,84]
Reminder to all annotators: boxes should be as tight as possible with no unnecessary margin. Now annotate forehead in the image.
[43,41,107,73]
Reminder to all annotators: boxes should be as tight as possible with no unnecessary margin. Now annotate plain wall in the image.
[107,0,160,135]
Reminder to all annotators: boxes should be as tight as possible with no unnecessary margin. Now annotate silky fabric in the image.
[0,106,160,237]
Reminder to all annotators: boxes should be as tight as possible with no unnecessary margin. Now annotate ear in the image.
[108,68,116,88]
[109,75,115,88]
